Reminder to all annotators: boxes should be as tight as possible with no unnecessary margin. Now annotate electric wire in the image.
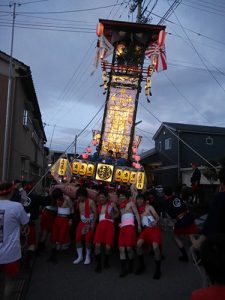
[0,2,128,15]
[167,3,225,93]
[139,102,217,170]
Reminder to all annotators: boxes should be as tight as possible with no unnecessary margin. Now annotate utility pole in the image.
[74,134,78,158]
[136,0,143,23]
[2,2,17,181]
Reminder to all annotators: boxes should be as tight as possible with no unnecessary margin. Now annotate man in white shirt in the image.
[0,182,29,299]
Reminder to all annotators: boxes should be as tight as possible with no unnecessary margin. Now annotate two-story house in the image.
[0,51,47,182]
[141,122,225,188]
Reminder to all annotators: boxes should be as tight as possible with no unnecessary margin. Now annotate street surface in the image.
[25,231,202,300]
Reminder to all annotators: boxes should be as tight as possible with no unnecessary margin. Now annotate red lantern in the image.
[135,155,141,162]
[86,146,92,153]
[132,147,137,154]
[92,140,97,146]
[135,163,141,169]
[82,152,88,159]
[96,23,104,37]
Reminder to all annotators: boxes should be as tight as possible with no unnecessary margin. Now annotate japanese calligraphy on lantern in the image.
[100,86,138,159]
[136,171,145,190]
[58,159,67,176]
[95,163,114,182]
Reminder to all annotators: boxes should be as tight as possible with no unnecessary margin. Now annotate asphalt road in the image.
[25,231,202,300]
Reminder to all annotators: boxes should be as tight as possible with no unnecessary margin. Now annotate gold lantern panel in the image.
[79,162,87,176]
[130,171,137,184]
[71,161,80,175]
[122,169,130,183]
[136,171,145,190]
[95,163,114,182]
[58,158,68,176]
[86,163,95,177]
[114,168,123,182]
[100,87,138,158]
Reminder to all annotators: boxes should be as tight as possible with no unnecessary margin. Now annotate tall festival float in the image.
[51,19,167,201]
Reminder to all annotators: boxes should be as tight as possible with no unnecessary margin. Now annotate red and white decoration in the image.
[145,30,167,72]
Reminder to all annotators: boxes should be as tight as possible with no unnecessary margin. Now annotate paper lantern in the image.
[132,162,137,168]
[136,171,145,190]
[122,170,130,183]
[82,152,88,159]
[132,147,137,154]
[96,22,104,37]
[71,161,80,175]
[135,155,141,162]
[135,163,141,169]
[130,171,137,184]
[114,168,123,182]
[79,163,87,176]
[58,158,67,176]
[86,146,92,153]
[86,163,95,177]
[92,139,97,146]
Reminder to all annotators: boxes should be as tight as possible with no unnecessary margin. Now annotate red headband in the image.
[0,186,14,196]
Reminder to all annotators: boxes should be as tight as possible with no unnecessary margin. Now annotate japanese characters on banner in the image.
[71,160,95,177]
[113,166,144,189]
[53,159,145,190]
[51,158,72,183]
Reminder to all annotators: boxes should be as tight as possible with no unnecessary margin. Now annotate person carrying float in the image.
[48,188,73,263]
[93,189,119,273]
[135,193,162,279]
[163,186,198,262]
[73,187,97,265]
[117,189,141,277]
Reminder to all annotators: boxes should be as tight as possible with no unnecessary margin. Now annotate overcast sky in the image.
[0,0,225,155]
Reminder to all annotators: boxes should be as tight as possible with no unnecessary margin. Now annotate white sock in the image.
[84,249,91,265]
[73,248,83,264]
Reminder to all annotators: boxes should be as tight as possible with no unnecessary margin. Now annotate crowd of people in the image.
[0,167,225,299]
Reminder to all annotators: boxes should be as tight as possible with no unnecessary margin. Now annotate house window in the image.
[206,136,213,145]
[165,138,172,150]
[32,130,39,145]
[23,110,32,130]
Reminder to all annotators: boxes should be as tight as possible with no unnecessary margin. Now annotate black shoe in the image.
[119,260,127,278]
[47,249,58,264]
[37,242,46,252]
[103,255,110,269]
[128,259,133,273]
[95,254,102,273]
[153,260,162,280]
[153,269,162,279]
[179,247,189,262]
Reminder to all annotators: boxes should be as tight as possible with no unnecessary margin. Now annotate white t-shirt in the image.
[0,200,29,264]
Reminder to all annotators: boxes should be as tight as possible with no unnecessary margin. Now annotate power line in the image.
[0,2,128,15]
[180,1,225,17]
[163,73,213,125]
[168,3,225,94]
[139,102,217,169]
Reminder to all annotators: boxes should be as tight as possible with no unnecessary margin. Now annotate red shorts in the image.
[76,221,94,244]
[41,210,56,233]
[52,216,70,245]
[138,226,161,245]
[118,225,136,247]
[0,260,20,278]
[27,223,36,246]
[174,222,198,235]
[94,220,115,246]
